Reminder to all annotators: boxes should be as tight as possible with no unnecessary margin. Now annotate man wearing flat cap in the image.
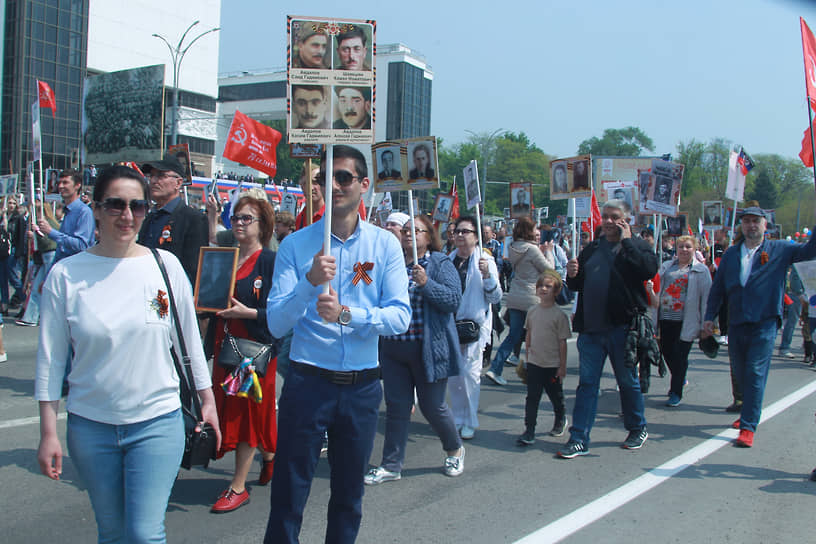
[138,156,208,284]
[292,24,330,69]
[702,203,816,448]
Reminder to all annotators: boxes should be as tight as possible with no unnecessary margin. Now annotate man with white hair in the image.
[558,199,657,458]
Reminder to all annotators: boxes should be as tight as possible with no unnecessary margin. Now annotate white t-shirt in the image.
[35,249,211,425]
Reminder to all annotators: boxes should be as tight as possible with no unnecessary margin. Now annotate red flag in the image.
[223,110,282,178]
[37,80,56,117]
[687,225,694,236]
[802,18,816,108]
[589,189,602,240]
[449,179,460,221]
[801,121,815,167]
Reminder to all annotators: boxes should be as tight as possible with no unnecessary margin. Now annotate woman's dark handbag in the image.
[217,332,275,377]
[152,249,217,470]
[456,319,480,344]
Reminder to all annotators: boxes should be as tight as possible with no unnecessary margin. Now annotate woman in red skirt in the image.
[207,194,278,513]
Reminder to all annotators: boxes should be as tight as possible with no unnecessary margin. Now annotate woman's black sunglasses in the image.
[99,197,149,218]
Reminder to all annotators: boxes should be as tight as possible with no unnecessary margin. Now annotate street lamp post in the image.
[465,128,506,212]
[153,21,220,145]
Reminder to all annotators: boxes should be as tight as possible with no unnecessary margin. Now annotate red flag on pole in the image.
[37,80,56,117]
[589,189,602,240]
[802,18,816,108]
[223,110,282,178]
[801,121,815,167]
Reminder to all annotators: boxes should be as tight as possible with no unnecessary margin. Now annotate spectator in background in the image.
[275,210,296,242]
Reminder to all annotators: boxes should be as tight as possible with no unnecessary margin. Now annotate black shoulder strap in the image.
[150,248,203,421]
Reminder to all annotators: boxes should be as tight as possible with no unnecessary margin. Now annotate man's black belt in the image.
[291,361,381,385]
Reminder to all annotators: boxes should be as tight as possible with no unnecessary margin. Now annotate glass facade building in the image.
[2,0,88,174]
[385,61,432,141]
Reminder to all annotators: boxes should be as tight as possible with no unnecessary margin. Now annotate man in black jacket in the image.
[138,156,208,285]
[557,199,658,459]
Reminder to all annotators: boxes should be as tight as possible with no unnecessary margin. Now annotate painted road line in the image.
[0,411,66,430]
[515,378,816,544]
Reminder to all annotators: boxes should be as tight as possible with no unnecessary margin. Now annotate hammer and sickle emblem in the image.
[231,126,248,146]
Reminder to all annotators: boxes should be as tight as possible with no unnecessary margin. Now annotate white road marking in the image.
[0,411,66,430]
[514,378,816,544]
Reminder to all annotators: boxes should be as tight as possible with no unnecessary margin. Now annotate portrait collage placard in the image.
[432,194,453,223]
[371,137,438,192]
[288,16,375,145]
[642,159,684,217]
[549,155,592,200]
[509,182,533,219]
[664,213,688,237]
[701,200,723,226]
[0,174,18,196]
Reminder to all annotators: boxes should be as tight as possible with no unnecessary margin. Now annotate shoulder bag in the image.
[151,248,217,470]
[217,321,276,377]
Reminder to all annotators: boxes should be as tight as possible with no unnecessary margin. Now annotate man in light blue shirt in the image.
[37,169,94,262]
[264,145,410,544]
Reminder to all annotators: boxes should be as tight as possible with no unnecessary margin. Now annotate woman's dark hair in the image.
[234,195,276,247]
[513,216,536,241]
[92,165,149,203]
[455,215,478,233]
[412,214,441,252]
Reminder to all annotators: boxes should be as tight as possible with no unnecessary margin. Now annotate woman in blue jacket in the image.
[365,214,465,484]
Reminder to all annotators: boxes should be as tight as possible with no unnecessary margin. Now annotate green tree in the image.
[577,127,654,156]
[747,166,779,209]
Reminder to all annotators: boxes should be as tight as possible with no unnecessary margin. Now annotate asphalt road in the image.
[3,320,816,543]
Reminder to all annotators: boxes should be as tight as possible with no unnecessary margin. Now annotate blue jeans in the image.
[569,326,647,446]
[0,256,9,305]
[7,249,22,292]
[728,319,777,432]
[779,297,801,351]
[489,308,527,376]
[379,339,461,473]
[21,250,55,324]
[265,364,382,544]
[66,409,184,544]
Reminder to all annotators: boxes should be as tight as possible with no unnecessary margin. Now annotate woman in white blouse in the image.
[35,165,220,543]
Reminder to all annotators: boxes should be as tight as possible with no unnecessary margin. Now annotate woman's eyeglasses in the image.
[453,228,476,235]
[231,214,259,225]
[314,170,359,187]
[401,227,428,235]
[99,198,148,218]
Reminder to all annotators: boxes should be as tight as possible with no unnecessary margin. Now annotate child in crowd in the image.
[517,270,571,445]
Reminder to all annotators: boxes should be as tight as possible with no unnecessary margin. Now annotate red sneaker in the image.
[258,459,274,486]
[211,488,250,513]
[735,429,754,448]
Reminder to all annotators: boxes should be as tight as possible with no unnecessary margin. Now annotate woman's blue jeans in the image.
[67,409,184,544]
[489,309,527,376]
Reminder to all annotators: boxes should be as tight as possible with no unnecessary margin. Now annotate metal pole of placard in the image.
[570,198,577,258]
[407,189,418,265]
[730,199,738,242]
[322,145,333,295]
[305,158,313,226]
[655,215,662,254]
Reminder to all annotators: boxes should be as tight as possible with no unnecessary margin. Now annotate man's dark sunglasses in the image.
[99,197,149,217]
[314,170,359,187]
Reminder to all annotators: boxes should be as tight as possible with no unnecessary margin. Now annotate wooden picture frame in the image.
[194,247,239,312]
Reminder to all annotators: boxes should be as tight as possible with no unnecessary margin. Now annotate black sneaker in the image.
[622,428,648,450]
[516,430,535,446]
[550,416,568,437]
[557,441,588,459]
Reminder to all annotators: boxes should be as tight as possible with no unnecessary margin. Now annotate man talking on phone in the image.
[557,199,657,459]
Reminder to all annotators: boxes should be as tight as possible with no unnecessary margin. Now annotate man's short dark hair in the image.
[381,149,394,160]
[322,145,367,179]
[334,86,370,102]
[60,169,82,186]
[336,26,366,46]
[413,143,430,159]
[293,84,326,99]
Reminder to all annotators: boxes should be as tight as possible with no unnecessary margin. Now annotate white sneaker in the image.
[717,335,728,346]
[444,447,465,477]
[364,466,401,486]
[505,354,520,366]
[0,352,6,363]
[484,370,507,386]
[460,425,475,440]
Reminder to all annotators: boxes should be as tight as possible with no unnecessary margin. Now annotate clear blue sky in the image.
[219,0,816,161]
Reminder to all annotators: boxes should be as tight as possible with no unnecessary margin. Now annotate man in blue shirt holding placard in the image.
[264,145,410,544]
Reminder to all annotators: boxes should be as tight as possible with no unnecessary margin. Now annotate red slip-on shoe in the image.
[258,459,274,486]
[211,488,250,513]
[731,419,740,429]
[735,429,754,448]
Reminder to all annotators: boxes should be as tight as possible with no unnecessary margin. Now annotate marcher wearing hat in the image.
[384,212,410,240]
[138,156,209,285]
[702,206,816,447]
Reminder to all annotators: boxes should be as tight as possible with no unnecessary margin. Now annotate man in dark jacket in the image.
[557,199,658,459]
[138,156,208,285]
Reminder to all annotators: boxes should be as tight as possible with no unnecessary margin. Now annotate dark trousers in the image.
[264,364,382,544]
[524,364,565,431]
[379,339,461,473]
[659,320,692,398]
